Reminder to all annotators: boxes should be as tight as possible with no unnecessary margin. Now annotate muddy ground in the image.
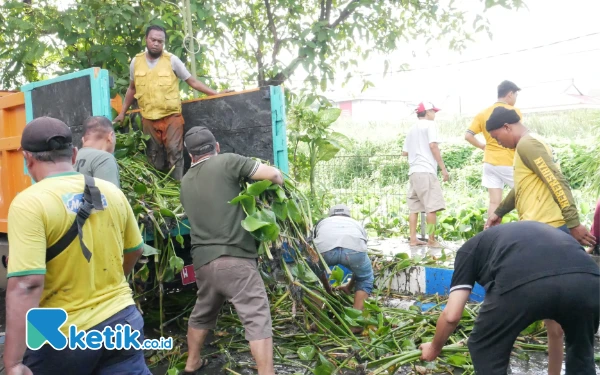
[0,288,598,374]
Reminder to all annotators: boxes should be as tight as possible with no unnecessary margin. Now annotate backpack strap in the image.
[46,175,104,263]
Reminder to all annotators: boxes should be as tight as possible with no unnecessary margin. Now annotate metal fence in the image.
[314,154,410,220]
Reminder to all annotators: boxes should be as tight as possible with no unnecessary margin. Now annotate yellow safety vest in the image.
[133,51,181,120]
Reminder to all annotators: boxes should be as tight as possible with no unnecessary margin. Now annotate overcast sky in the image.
[323,0,600,110]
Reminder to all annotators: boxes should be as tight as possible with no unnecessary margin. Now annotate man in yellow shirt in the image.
[4,117,148,375]
[484,107,596,375]
[465,80,522,217]
[113,25,224,180]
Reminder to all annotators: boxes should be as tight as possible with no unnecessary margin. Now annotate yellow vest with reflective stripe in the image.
[133,51,181,120]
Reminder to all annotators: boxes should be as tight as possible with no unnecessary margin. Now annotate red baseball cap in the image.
[416,102,440,113]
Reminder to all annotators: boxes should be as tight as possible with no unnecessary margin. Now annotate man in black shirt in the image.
[420,221,599,374]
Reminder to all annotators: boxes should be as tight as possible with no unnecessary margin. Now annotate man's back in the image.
[455,221,599,295]
[75,147,121,187]
[513,133,575,228]
[180,153,260,268]
[313,216,367,253]
[7,173,142,334]
[403,120,440,175]
[468,103,521,166]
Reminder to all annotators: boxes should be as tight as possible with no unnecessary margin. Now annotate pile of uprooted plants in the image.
[116,130,552,375]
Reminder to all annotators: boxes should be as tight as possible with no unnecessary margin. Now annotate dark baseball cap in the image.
[184,126,216,155]
[485,107,521,132]
[21,117,73,152]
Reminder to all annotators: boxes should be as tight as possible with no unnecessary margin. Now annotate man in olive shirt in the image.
[484,106,596,375]
[75,116,120,187]
[180,126,283,375]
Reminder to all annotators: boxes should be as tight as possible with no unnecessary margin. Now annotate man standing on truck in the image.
[402,102,449,248]
[75,116,121,187]
[4,117,149,375]
[465,80,522,217]
[113,25,225,181]
[180,126,283,375]
[484,106,596,375]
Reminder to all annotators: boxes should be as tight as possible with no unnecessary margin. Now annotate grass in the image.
[313,108,600,240]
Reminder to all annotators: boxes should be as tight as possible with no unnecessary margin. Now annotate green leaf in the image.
[327,131,352,149]
[134,183,147,195]
[446,354,469,366]
[176,234,184,247]
[162,267,175,282]
[580,201,590,215]
[169,256,184,273]
[272,201,288,221]
[315,139,341,162]
[230,194,257,215]
[258,209,277,224]
[268,184,288,202]
[287,199,303,223]
[343,307,362,320]
[401,339,416,350]
[114,149,128,159]
[314,354,335,375]
[329,265,345,286]
[160,208,175,218]
[394,253,409,260]
[297,345,316,361]
[247,180,273,196]
[143,244,160,256]
[252,223,280,242]
[291,263,318,283]
[317,108,341,125]
[241,215,271,232]
[134,263,149,282]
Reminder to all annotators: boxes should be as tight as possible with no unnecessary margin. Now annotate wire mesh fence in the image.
[314,154,410,220]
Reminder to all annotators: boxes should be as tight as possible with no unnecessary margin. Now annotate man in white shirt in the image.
[402,102,449,247]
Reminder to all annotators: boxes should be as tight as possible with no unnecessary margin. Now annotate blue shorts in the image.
[23,305,151,375]
[322,247,374,294]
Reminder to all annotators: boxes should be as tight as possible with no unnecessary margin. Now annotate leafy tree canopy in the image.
[0,0,523,94]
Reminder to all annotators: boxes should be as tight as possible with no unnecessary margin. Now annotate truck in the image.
[0,67,289,290]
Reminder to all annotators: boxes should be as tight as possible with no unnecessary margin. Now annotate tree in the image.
[288,99,350,197]
[0,0,523,93]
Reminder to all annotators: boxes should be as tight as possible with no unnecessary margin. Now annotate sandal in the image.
[182,358,209,375]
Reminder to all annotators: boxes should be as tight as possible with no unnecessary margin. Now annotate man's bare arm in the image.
[114,81,136,123]
[420,289,470,361]
[429,142,449,181]
[185,77,218,96]
[4,275,45,371]
[123,247,144,276]
[465,132,485,150]
[250,164,284,185]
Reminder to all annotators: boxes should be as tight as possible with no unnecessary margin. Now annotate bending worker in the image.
[114,25,225,180]
[484,106,596,375]
[312,204,374,315]
[420,221,599,375]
